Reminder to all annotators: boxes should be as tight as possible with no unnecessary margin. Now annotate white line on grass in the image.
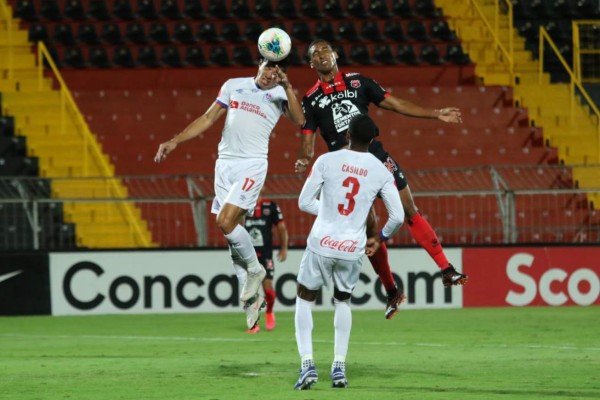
[2,333,599,352]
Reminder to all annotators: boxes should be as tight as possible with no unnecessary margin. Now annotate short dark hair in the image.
[261,57,290,71]
[348,114,379,145]
[307,38,332,57]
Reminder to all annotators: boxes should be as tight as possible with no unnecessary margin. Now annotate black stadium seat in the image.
[383,20,406,41]
[88,46,112,68]
[369,0,391,18]
[222,22,243,42]
[397,43,418,64]
[161,0,183,19]
[207,0,229,19]
[231,0,252,19]
[126,23,148,45]
[291,21,312,43]
[54,24,76,46]
[101,23,124,45]
[77,24,100,45]
[233,46,255,66]
[315,22,337,42]
[64,47,86,68]
[138,46,161,67]
[137,0,159,20]
[41,0,62,21]
[149,23,171,44]
[445,43,470,65]
[323,0,345,18]
[374,44,396,65]
[112,0,136,20]
[28,24,48,43]
[88,0,111,20]
[361,21,383,41]
[113,46,136,67]
[15,0,38,21]
[209,46,231,66]
[185,47,207,66]
[347,0,368,18]
[173,23,196,44]
[338,21,359,41]
[64,0,86,20]
[161,46,184,67]
[197,23,221,42]
[420,44,443,65]
[349,43,373,65]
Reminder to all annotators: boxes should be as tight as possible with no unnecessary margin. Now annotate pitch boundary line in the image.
[2,333,599,352]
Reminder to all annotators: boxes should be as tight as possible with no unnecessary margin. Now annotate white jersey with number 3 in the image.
[215,77,288,160]
[298,149,404,260]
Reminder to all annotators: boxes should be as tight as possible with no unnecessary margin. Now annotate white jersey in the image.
[215,77,288,160]
[298,149,405,260]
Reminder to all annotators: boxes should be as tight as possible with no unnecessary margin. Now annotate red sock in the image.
[264,287,276,313]
[408,213,449,270]
[367,241,396,293]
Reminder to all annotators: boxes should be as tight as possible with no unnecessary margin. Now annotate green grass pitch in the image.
[1,307,599,400]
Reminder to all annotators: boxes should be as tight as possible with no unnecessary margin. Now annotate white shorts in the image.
[297,248,363,294]
[211,158,268,215]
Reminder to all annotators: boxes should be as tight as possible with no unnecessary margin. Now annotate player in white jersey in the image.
[154,59,305,330]
[293,114,404,390]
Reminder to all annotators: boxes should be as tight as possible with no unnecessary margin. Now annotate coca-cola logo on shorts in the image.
[319,236,358,253]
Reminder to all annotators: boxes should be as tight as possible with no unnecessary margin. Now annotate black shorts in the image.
[258,257,275,280]
[382,155,408,190]
[368,140,408,190]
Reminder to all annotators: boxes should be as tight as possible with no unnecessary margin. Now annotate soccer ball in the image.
[257,28,292,62]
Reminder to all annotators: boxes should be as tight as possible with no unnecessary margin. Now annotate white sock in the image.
[224,225,261,273]
[333,298,352,361]
[295,297,314,359]
[229,245,248,288]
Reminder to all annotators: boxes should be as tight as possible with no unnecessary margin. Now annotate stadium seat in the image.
[14,0,38,21]
[207,0,229,18]
[28,24,49,43]
[232,46,255,66]
[276,1,298,18]
[346,0,368,18]
[315,22,337,42]
[333,45,349,65]
[231,0,252,19]
[113,0,136,19]
[374,44,396,65]
[420,44,443,65]
[397,43,418,64]
[137,46,160,67]
[349,44,373,65]
[291,22,312,43]
[41,0,62,20]
[392,0,413,17]
[88,46,111,68]
[415,0,440,18]
[126,23,148,44]
[173,22,196,44]
[383,20,406,41]
[445,43,470,65]
[369,0,391,17]
[43,43,62,68]
[222,22,243,42]
[53,24,77,46]
[209,46,231,66]
[430,20,455,41]
[323,0,345,18]
[113,46,136,67]
[64,47,86,68]
[137,0,159,19]
[301,0,322,18]
[185,46,207,66]
[197,23,221,42]
[338,21,360,41]
[77,23,100,45]
[161,46,184,67]
[243,22,264,43]
[101,23,124,45]
[160,0,183,19]
[286,46,303,65]
[254,0,276,19]
[88,0,111,20]
[183,0,205,19]
[64,0,86,20]
[150,23,171,44]
[361,21,383,41]
[407,20,429,41]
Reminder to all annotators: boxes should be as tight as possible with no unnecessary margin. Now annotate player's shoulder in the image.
[224,76,254,87]
[304,80,322,98]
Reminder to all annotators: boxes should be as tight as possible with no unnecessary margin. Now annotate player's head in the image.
[256,58,289,89]
[347,114,379,148]
[307,39,338,74]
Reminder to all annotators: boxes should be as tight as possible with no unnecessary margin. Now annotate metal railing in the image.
[539,26,600,162]
[1,166,599,249]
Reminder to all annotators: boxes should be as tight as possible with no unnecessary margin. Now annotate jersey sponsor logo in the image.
[319,236,358,253]
[318,90,357,109]
[263,93,273,103]
[318,96,332,109]
[332,100,361,132]
[350,80,361,88]
[263,208,271,216]
[238,101,267,118]
[384,156,398,174]
[249,227,265,247]
[230,100,239,109]
[346,72,360,77]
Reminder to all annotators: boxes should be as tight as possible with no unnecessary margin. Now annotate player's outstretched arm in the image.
[379,95,462,123]
[295,133,315,173]
[154,102,226,163]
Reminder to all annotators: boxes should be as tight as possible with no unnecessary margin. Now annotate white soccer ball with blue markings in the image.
[257,28,292,62]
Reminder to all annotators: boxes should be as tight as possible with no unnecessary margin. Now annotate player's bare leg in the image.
[400,186,468,287]
[263,278,276,331]
[294,284,318,390]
